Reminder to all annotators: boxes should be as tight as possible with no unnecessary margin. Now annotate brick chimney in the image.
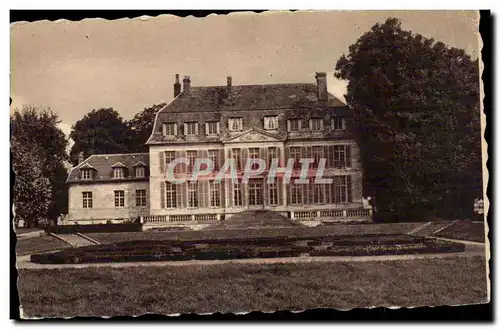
[227,76,232,94]
[183,76,191,95]
[315,72,328,101]
[173,74,181,97]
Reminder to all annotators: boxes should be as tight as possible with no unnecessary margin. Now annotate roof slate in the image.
[67,153,149,184]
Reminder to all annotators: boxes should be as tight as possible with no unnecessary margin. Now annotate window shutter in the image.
[162,123,166,136]
[346,145,352,168]
[342,118,346,130]
[309,119,312,131]
[159,151,165,174]
[195,123,199,135]
[218,148,224,171]
[220,180,226,208]
[347,175,353,203]
[177,182,186,208]
[227,181,233,207]
[183,123,187,136]
[277,147,282,167]
[287,120,291,132]
[205,122,209,135]
[277,177,283,206]
[172,123,177,136]
[216,121,220,134]
[321,119,324,131]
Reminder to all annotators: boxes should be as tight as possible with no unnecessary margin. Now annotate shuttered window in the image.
[231,148,241,170]
[290,180,303,205]
[209,180,221,207]
[187,182,198,208]
[186,151,197,173]
[233,180,243,206]
[268,182,278,206]
[332,117,346,130]
[333,145,352,168]
[333,176,352,203]
[289,147,301,169]
[165,182,176,208]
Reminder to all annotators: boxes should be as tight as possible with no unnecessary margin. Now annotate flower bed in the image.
[30,234,465,264]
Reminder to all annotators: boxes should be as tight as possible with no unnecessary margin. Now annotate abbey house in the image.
[66,73,372,229]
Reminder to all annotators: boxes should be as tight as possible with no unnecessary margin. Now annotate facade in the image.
[66,72,372,227]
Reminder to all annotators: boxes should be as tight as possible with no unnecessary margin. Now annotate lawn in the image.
[434,221,486,243]
[16,235,72,256]
[87,222,423,245]
[18,255,488,317]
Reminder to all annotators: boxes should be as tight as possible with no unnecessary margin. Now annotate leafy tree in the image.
[126,103,166,152]
[11,106,69,222]
[69,108,130,165]
[11,138,52,227]
[335,18,482,221]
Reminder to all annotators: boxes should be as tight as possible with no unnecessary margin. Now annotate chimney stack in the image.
[315,72,328,101]
[227,76,232,94]
[77,152,84,165]
[173,74,181,97]
[183,76,191,95]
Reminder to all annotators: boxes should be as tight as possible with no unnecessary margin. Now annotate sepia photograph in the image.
[11,10,488,318]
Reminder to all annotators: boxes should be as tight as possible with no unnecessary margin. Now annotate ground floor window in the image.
[209,180,220,207]
[114,190,125,208]
[187,182,198,208]
[313,184,325,204]
[136,189,147,207]
[268,182,278,206]
[233,180,243,206]
[290,181,303,205]
[334,175,352,203]
[82,191,93,208]
[165,182,176,208]
[248,179,263,205]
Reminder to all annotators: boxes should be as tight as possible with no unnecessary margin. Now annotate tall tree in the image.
[69,108,129,165]
[126,103,166,152]
[11,106,69,222]
[335,18,482,221]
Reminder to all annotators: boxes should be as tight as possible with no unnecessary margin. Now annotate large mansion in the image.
[66,73,372,228]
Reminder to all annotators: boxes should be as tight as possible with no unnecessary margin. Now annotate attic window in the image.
[332,117,346,130]
[135,166,145,178]
[163,123,177,136]
[228,118,243,132]
[185,122,198,136]
[81,169,92,180]
[264,116,278,130]
[113,168,125,179]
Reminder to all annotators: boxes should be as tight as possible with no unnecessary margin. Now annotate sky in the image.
[10,10,480,136]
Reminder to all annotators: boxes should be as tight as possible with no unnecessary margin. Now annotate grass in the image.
[18,255,488,317]
[434,221,486,243]
[87,222,423,245]
[16,235,72,256]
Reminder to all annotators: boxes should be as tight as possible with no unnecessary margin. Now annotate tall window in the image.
[187,182,198,208]
[248,179,263,206]
[311,146,324,169]
[113,168,124,179]
[264,116,278,130]
[114,190,125,208]
[334,145,351,168]
[332,117,346,130]
[268,182,278,206]
[310,118,323,131]
[231,148,241,170]
[233,180,242,206]
[209,181,220,207]
[163,122,177,136]
[334,176,351,203]
[290,181,302,205]
[185,122,197,135]
[82,192,93,208]
[135,167,145,178]
[208,149,219,171]
[165,182,176,209]
[313,184,325,204]
[186,150,197,173]
[136,189,147,207]
[206,121,219,135]
[268,147,278,168]
[289,147,301,169]
[81,169,92,180]
[228,118,243,131]
[288,119,301,132]
[249,148,260,170]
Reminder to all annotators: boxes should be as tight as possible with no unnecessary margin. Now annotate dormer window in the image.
[184,122,198,136]
[135,166,145,178]
[287,119,301,132]
[332,117,346,130]
[113,168,124,179]
[229,118,243,131]
[310,118,324,131]
[81,169,92,180]
[163,122,177,136]
[264,116,278,130]
[205,121,220,136]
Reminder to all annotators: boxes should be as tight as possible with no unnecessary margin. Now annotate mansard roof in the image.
[67,153,149,184]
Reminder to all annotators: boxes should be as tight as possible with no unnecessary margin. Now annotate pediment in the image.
[223,128,283,144]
